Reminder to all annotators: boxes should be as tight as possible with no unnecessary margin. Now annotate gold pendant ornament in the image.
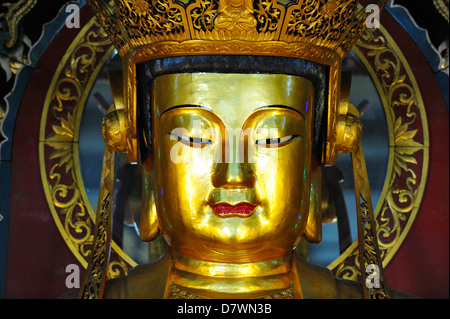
[79,0,394,299]
[78,145,115,299]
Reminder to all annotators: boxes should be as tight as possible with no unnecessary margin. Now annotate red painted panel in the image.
[6,6,92,298]
[379,9,449,299]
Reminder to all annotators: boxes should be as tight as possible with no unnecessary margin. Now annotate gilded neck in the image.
[169,252,294,298]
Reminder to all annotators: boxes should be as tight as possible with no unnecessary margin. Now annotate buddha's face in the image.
[150,73,314,263]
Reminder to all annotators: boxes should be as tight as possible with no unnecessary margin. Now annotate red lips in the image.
[210,202,256,218]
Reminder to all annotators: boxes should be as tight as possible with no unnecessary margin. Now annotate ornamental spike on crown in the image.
[88,0,388,60]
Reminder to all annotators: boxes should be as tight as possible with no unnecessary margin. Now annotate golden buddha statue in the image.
[70,0,416,299]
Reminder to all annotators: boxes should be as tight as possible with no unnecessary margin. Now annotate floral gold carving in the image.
[39,18,133,277]
[329,26,429,282]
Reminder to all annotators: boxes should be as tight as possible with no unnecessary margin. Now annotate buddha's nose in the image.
[211,129,256,188]
[211,161,256,189]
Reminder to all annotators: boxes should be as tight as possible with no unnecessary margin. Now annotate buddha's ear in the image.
[101,70,128,153]
[303,156,322,243]
[139,142,160,242]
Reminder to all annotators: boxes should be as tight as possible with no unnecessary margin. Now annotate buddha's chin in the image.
[167,226,296,262]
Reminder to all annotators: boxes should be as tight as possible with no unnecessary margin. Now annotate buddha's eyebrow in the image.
[253,105,305,120]
[160,104,212,117]
[160,104,305,119]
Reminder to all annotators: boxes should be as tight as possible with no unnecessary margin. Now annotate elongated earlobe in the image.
[303,156,322,243]
[140,157,160,241]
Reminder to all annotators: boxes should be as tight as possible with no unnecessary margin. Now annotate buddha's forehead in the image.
[153,73,313,127]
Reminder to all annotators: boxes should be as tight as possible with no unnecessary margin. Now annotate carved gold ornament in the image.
[433,0,449,23]
[79,145,115,299]
[0,0,37,48]
[329,26,429,281]
[39,18,133,278]
[89,0,381,58]
[102,109,128,153]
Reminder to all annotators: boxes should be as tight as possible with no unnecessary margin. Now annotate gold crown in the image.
[88,0,388,164]
[89,0,386,59]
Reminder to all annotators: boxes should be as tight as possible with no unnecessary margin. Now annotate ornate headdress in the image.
[81,0,391,299]
[89,0,388,165]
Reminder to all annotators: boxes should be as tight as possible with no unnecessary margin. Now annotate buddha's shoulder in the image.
[292,252,361,298]
[292,253,418,299]
[63,251,417,299]
[58,252,171,299]
[103,250,172,299]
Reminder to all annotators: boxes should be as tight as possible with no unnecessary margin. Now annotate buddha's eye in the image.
[170,132,212,148]
[255,135,298,148]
